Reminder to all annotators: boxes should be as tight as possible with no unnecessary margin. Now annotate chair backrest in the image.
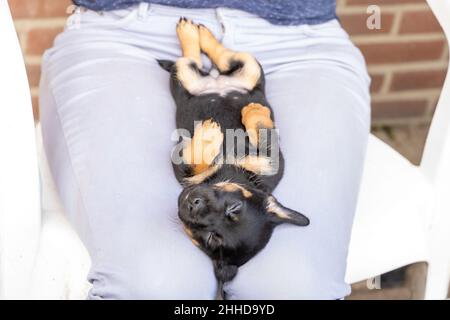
[0,0,41,298]
[421,0,450,184]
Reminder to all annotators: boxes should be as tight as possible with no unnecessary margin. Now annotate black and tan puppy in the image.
[158,18,309,284]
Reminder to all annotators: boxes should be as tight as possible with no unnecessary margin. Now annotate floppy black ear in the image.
[157,59,175,72]
[213,260,238,283]
[265,196,310,226]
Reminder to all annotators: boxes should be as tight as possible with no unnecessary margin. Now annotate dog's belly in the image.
[189,74,248,96]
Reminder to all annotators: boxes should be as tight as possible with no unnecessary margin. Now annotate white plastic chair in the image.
[0,0,449,300]
[0,0,90,299]
[0,0,41,299]
[345,0,450,299]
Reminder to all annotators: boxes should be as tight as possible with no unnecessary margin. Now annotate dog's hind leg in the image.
[174,18,206,95]
[199,24,261,91]
[177,17,202,68]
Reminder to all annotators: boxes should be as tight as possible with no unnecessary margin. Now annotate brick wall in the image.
[10,0,449,127]
[337,0,448,127]
[10,0,70,119]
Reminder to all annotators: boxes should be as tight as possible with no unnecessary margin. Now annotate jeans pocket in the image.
[65,6,142,31]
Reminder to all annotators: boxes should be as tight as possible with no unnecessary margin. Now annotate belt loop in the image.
[215,8,226,33]
[138,2,149,20]
[216,8,235,45]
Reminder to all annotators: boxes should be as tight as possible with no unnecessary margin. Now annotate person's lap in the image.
[40,43,219,299]
[224,63,370,299]
[40,4,370,299]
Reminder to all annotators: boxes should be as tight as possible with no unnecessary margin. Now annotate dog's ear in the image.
[157,59,175,72]
[265,196,309,226]
[213,260,238,283]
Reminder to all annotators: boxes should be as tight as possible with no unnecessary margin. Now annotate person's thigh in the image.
[39,22,217,299]
[224,23,371,299]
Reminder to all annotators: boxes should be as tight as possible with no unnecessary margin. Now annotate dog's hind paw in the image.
[176,17,202,67]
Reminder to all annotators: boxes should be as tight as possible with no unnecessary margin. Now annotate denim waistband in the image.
[77,2,340,31]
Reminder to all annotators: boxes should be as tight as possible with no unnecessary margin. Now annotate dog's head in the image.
[178,182,309,283]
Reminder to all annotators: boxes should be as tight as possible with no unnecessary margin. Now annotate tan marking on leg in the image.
[184,164,221,186]
[175,57,204,95]
[182,119,223,175]
[228,52,262,90]
[241,103,274,146]
[199,24,261,90]
[214,182,252,198]
[198,24,229,69]
[176,17,202,67]
[235,155,277,176]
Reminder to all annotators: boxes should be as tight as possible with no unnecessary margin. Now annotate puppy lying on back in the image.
[158,18,309,284]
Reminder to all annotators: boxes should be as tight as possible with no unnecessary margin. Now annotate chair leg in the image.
[424,259,450,299]
[423,197,450,299]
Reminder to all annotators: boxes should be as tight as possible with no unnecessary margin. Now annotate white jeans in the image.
[40,3,371,299]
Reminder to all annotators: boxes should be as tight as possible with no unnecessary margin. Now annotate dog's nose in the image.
[188,198,204,213]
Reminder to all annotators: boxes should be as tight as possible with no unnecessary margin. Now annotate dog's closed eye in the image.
[225,201,242,221]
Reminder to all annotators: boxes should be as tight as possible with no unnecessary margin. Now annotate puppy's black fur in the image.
[158,19,309,285]
[160,60,282,192]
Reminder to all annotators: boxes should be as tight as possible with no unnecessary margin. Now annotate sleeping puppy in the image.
[158,18,309,284]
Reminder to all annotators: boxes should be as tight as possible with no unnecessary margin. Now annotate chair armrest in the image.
[0,0,41,298]
[422,0,450,182]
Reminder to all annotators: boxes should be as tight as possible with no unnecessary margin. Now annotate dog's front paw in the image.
[241,103,274,146]
[182,119,223,175]
[194,119,224,164]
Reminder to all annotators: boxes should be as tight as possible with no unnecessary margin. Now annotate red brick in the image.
[357,40,445,64]
[26,27,63,55]
[372,99,428,119]
[26,64,41,88]
[399,10,443,34]
[370,73,384,93]
[339,13,394,35]
[390,69,447,91]
[9,0,72,19]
